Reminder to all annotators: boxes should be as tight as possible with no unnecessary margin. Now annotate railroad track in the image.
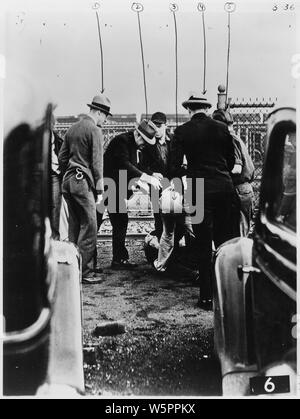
[98,233,148,241]
[98,214,154,241]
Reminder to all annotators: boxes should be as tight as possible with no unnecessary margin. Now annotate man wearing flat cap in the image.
[99,119,162,270]
[59,94,111,284]
[170,95,235,310]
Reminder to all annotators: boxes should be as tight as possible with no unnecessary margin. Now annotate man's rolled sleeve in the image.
[233,138,243,166]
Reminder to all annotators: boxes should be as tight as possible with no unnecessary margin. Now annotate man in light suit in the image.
[140,112,172,239]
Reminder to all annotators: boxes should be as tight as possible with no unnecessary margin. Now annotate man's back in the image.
[170,113,235,192]
[104,131,142,183]
[59,115,103,193]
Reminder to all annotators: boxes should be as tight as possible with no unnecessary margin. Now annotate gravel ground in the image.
[82,239,222,397]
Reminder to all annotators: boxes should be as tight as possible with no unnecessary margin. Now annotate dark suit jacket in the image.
[140,135,172,179]
[58,114,104,194]
[104,131,143,199]
[170,113,235,193]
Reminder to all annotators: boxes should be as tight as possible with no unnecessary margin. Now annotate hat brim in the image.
[87,104,112,117]
[152,120,166,125]
[136,127,156,145]
[182,100,212,110]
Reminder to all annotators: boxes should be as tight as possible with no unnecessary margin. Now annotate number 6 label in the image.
[264,377,276,393]
[250,376,290,395]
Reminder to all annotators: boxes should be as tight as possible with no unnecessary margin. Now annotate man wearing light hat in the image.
[59,93,111,284]
[170,95,235,310]
[140,112,172,239]
[99,119,162,270]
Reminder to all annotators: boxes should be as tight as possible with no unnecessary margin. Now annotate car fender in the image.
[39,240,85,396]
[214,237,257,376]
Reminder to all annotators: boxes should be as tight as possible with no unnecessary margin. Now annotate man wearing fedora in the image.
[59,94,112,284]
[99,119,162,270]
[170,96,235,310]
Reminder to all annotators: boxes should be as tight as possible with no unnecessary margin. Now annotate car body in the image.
[2,105,85,397]
[214,107,297,396]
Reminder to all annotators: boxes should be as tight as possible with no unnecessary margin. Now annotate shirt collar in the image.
[157,134,170,145]
[191,112,208,121]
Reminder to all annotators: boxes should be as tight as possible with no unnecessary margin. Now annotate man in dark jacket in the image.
[99,120,161,270]
[170,96,235,310]
[140,112,172,239]
[59,94,111,283]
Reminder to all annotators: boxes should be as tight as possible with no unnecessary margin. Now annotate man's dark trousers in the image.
[96,201,129,263]
[62,175,97,277]
[51,172,62,240]
[190,189,235,299]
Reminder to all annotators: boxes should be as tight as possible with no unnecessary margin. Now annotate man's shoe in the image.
[111,260,137,270]
[82,274,104,284]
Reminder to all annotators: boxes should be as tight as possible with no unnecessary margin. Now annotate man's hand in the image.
[153,172,163,181]
[136,180,150,194]
[140,173,162,191]
[150,176,162,191]
[96,194,103,205]
[232,164,242,175]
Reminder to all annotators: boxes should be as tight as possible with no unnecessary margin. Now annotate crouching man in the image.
[98,120,162,270]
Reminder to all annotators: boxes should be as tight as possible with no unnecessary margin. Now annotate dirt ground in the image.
[82,239,222,397]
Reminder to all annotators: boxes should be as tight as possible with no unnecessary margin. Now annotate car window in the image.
[275,132,296,231]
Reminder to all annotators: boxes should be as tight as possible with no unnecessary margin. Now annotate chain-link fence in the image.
[55,122,135,151]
